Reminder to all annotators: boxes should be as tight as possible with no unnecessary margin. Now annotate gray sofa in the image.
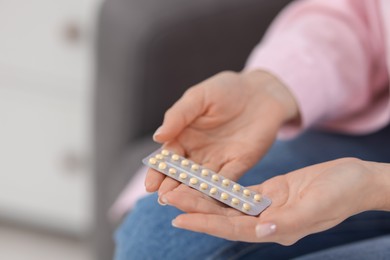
[93,0,292,259]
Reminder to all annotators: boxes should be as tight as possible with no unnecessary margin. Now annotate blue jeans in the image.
[115,127,390,260]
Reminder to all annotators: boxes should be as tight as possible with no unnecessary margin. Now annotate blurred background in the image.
[0,0,100,259]
[0,0,291,259]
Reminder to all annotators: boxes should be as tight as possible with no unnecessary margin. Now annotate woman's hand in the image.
[163,158,389,245]
[145,70,299,196]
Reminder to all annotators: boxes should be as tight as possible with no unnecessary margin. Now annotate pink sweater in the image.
[246,0,390,138]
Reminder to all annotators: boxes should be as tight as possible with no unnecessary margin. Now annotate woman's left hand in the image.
[162,158,385,245]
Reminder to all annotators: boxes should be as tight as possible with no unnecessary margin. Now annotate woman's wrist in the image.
[364,161,390,211]
[242,70,300,124]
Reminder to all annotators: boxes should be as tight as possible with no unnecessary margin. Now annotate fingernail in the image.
[153,126,163,141]
[161,196,168,204]
[145,189,155,194]
[171,219,178,227]
[255,223,277,238]
[157,196,167,206]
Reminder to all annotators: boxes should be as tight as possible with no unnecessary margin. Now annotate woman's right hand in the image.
[145,70,299,197]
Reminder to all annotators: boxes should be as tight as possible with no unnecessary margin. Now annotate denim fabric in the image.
[115,126,390,260]
[294,235,390,260]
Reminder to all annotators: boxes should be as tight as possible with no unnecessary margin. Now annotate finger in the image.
[163,189,241,216]
[173,214,259,242]
[217,146,270,181]
[145,168,165,192]
[153,86,206,143]
[172,205,312,245]
[218,160,249,181]
[251,175,290,208]
[201,161,223,174]
[158,177,181,196]
[159,182,202,201]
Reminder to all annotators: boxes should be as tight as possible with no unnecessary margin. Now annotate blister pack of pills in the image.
[142,148,272,216]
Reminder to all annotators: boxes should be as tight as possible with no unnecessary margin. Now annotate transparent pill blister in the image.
[142,148,272,216]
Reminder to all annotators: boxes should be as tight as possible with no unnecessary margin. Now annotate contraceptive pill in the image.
[158,162,167,170]
[168,168,177,175]
[190,177,198,185]
[232,198,239,205]
[201,169,209,177]
[209,187,218,195]
[222,179,230,186]
[181,159,190,167]
[161,149,170,156]
[143,148,271,216]
[243,203,251,211]
[221,192,229,200]
[200,183,208,190]
[254,194,262,202]
[191,164,199,171]
[148,158,157,165]
[233,184,241,192]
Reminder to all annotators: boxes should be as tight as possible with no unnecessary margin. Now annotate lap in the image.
[295,235,390,260]
[114,192,234,260]
[115,127,390,260]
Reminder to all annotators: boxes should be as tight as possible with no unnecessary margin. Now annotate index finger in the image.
[153,86,206,143]
[144,168,166,192]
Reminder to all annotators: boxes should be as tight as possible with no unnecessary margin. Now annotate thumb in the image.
[153,86,206,143]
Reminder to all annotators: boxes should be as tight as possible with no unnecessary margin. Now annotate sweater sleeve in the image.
[245,0,389,138]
